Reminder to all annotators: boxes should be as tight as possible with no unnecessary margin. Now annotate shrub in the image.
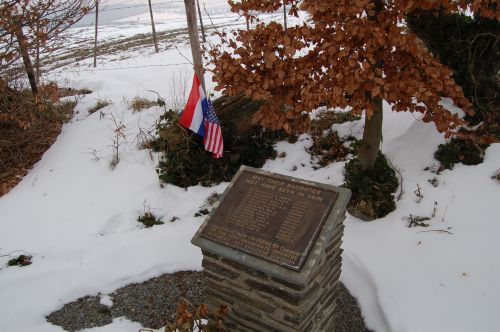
[7,254,32,266]
[137,212,164,228]
[434,138,486,169]
[407,11,499,124]
[309,132,349,167]
[1,86,75,195]
[344,153,399,220]
[195,192,221,217]
[156,125,283,187]
[312,111,360,133]
[164,298,229,332]
[154,97,287,188]
[309,111,355,167]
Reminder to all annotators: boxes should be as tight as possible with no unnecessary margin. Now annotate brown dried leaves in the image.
[207,0,494,134]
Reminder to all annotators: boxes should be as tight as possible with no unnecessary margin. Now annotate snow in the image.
[100,295,113,308]
[82,318,143,332]
[1,1,499,331]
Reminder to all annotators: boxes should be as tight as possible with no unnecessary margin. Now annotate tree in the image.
[0,0,93,96]
[208,0,498,170]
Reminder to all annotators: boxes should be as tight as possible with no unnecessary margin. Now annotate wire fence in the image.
[4,1,291,80]
[87,0,184,14]
[62,62,191,73]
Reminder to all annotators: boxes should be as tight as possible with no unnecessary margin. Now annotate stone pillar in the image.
[192,166,351,331]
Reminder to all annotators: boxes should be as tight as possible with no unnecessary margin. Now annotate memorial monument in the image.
[192,166,351,331]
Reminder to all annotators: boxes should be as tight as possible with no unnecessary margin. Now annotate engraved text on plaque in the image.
[199,169,338,271]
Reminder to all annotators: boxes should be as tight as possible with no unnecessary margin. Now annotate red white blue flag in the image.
[179,74,206,136]
[179,74,223,158]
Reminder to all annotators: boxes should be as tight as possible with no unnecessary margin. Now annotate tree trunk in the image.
[15,25,38,96]
[358,98,383,170]
[36,25,40,85]
[358,0,385,170]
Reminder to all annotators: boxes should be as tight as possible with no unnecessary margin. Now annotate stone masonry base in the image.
[202,222,344,332]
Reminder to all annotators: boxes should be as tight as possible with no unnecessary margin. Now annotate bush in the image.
[309,131,349,167]
[309,111,356,167]
[311,111,360,133]
[344,153,399,220]
[1,86,75,196]
[154,97,287,188]
[137,212,164,228]
[165,298,229,332]
[156,126,283,187]
[434,138,486,169]
[407,11,499,124]
[7,254,32,266]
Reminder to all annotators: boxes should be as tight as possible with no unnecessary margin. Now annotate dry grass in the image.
[311,110,360,134]
[308,110,357,167]
[58,87,92,98]
[0,87,76,196]
[88,99,111,114]
[129,96,157,112]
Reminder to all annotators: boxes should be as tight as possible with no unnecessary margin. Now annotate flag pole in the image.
[183,0,205,92]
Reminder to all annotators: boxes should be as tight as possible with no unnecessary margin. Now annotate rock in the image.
[212,94,263,137]
[158,95,263,151]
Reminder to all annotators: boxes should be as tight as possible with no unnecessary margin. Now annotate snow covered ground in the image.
[1,2,499,331]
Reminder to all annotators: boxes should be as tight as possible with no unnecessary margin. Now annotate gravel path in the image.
[47,271,371,331]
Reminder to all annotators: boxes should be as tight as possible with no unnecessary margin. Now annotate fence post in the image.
[283,1,287,30]
[244,0,250,30]
[148,0,159,52]
[93,0,99,67]
[196,0,206,43]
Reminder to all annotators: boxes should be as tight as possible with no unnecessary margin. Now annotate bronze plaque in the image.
[199,169,338,271]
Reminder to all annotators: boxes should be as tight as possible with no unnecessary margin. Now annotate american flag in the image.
[203,99,223,158]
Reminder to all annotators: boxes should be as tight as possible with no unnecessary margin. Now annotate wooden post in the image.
[196,0,206,43]
[148,0,159,52]
[15,24,38,96]
[283,1,287,30]
[93,0,99,67]
[183,0,205,90]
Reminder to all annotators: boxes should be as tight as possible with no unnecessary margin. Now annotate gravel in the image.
[46,296,113,331]
[47,271,371,331]
[110,271,204,329]
[335,283,373,332]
